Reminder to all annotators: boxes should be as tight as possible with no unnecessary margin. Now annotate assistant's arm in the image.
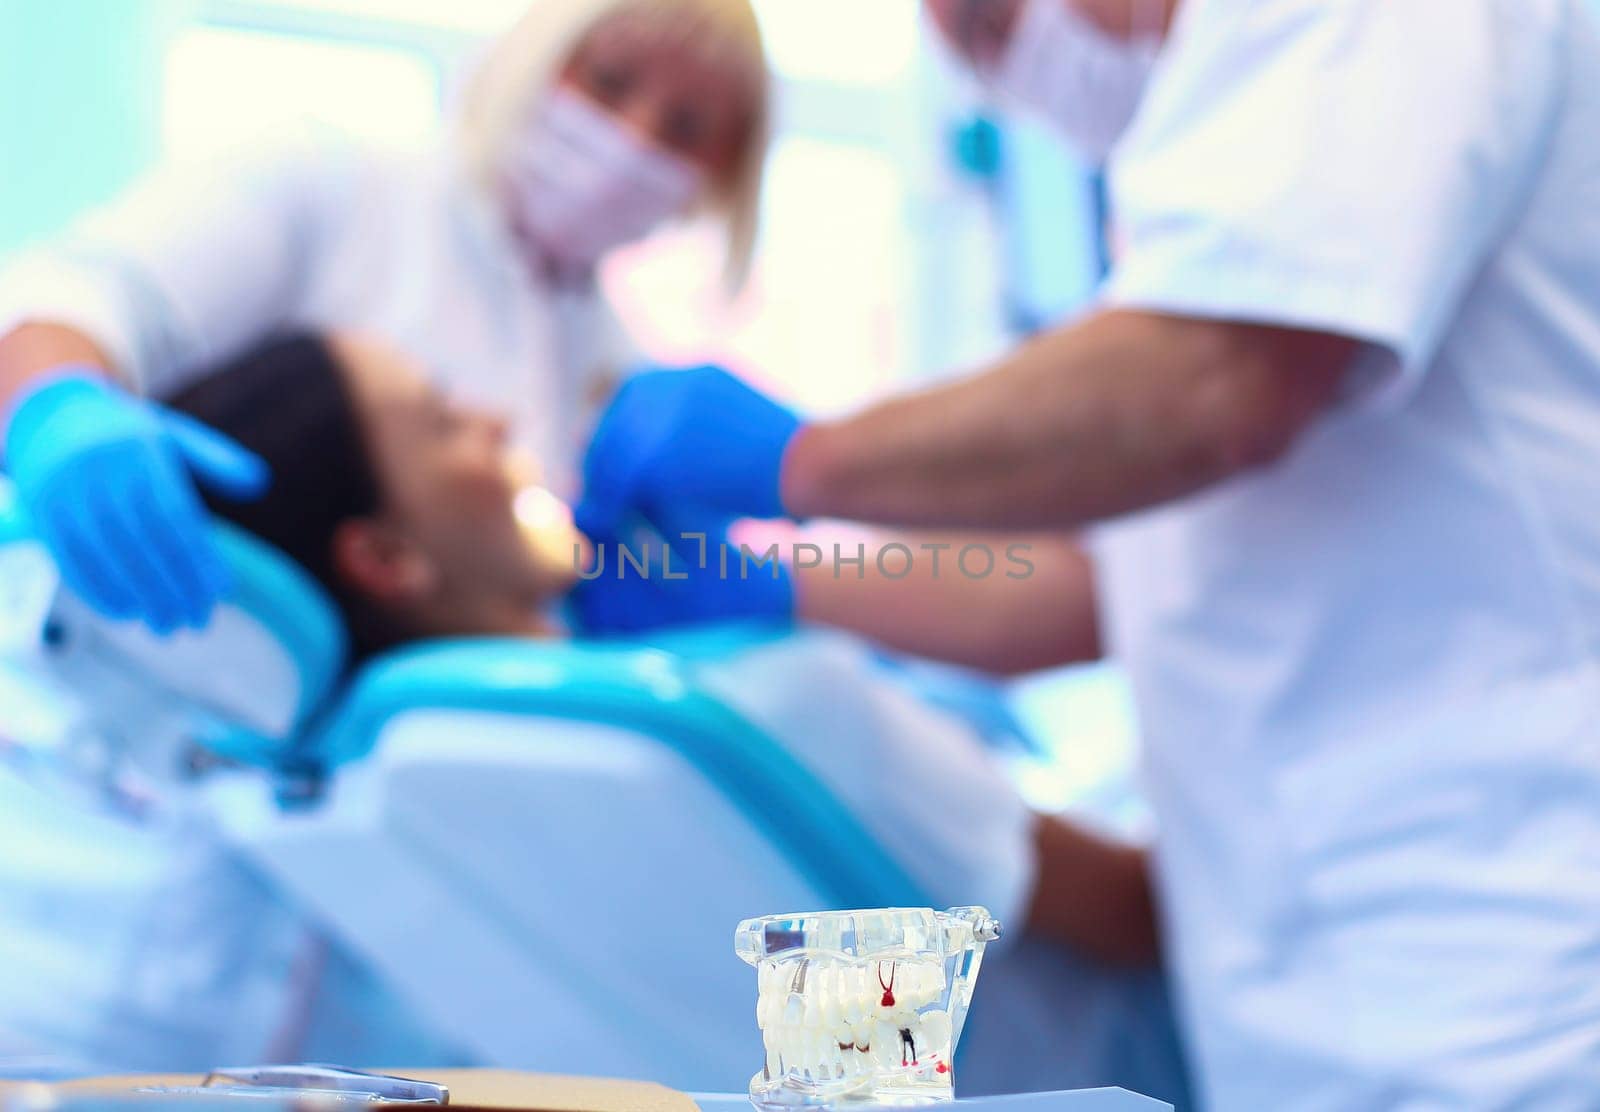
[794,531,1100,675]
[782,311,1357,529]
[0,135,338,630]
[0,322,118,403]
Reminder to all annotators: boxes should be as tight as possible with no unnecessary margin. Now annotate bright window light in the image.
[752,0,920,85]
[163,25,441,159]
[1010,664,1148,835]
[209,0,924,75]
[604,136,910,415]
[216,0,530,34]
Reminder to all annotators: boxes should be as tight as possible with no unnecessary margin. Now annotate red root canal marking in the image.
[878,961,897,1008]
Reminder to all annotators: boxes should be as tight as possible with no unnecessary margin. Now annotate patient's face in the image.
[332,335,587,611]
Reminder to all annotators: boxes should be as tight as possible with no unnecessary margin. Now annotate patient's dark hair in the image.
[168,334,406,665]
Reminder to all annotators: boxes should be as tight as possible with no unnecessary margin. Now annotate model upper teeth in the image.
[755,957,952,1084]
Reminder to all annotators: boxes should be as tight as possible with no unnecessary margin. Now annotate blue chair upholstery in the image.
[4,478,926,912]
[0,476,347,767]
[303,636,929,912]
[210,624,949,1090]
[200,525,348,765]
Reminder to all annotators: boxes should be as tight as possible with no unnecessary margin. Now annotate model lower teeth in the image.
[755,958,954,1084]
[739,907,1000,1107]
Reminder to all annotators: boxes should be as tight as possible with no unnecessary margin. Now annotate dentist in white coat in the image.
[575,0,1600,1106]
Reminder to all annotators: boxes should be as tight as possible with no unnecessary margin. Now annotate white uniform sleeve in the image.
[1105,0,1564,406]
[0,121,356,396]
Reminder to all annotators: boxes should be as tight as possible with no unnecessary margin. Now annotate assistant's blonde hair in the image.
[459,0,770,293]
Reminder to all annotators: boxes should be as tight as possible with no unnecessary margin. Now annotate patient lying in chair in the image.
[170,334,1177,1094]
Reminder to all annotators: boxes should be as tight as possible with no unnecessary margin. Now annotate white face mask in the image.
[990,0,1161,160]
[501,86,704,270]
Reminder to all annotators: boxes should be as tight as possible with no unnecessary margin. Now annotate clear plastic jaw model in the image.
[735,907,1002,1108]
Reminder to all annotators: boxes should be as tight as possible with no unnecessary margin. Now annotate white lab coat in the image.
[0,122,633,497]
[1093,0,1600,1107]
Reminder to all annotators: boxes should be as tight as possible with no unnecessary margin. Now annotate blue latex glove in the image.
[576,365,802,542]
[569,514,794,636]
[2,369,271,634]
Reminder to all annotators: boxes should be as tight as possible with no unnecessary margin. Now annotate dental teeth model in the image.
[735,907,1001,1108]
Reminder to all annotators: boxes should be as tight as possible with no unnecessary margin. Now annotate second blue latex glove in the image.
[569,516,795,636]
[577,365,801,541]
[2,369,271,634]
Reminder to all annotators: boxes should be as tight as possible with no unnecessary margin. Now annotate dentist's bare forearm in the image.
[781,311,1356,529]
[795,532,1101,675]
[0,322,118,413]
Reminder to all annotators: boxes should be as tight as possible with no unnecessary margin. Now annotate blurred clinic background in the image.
[0,0,1140,821]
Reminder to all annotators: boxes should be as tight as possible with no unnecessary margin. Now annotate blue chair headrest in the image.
[210,522,349,732]
[0,478,348,763]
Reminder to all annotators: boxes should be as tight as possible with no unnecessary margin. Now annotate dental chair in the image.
[0,489,932,1088]
[0,484,1190,1105]
[0,488,353,1071]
